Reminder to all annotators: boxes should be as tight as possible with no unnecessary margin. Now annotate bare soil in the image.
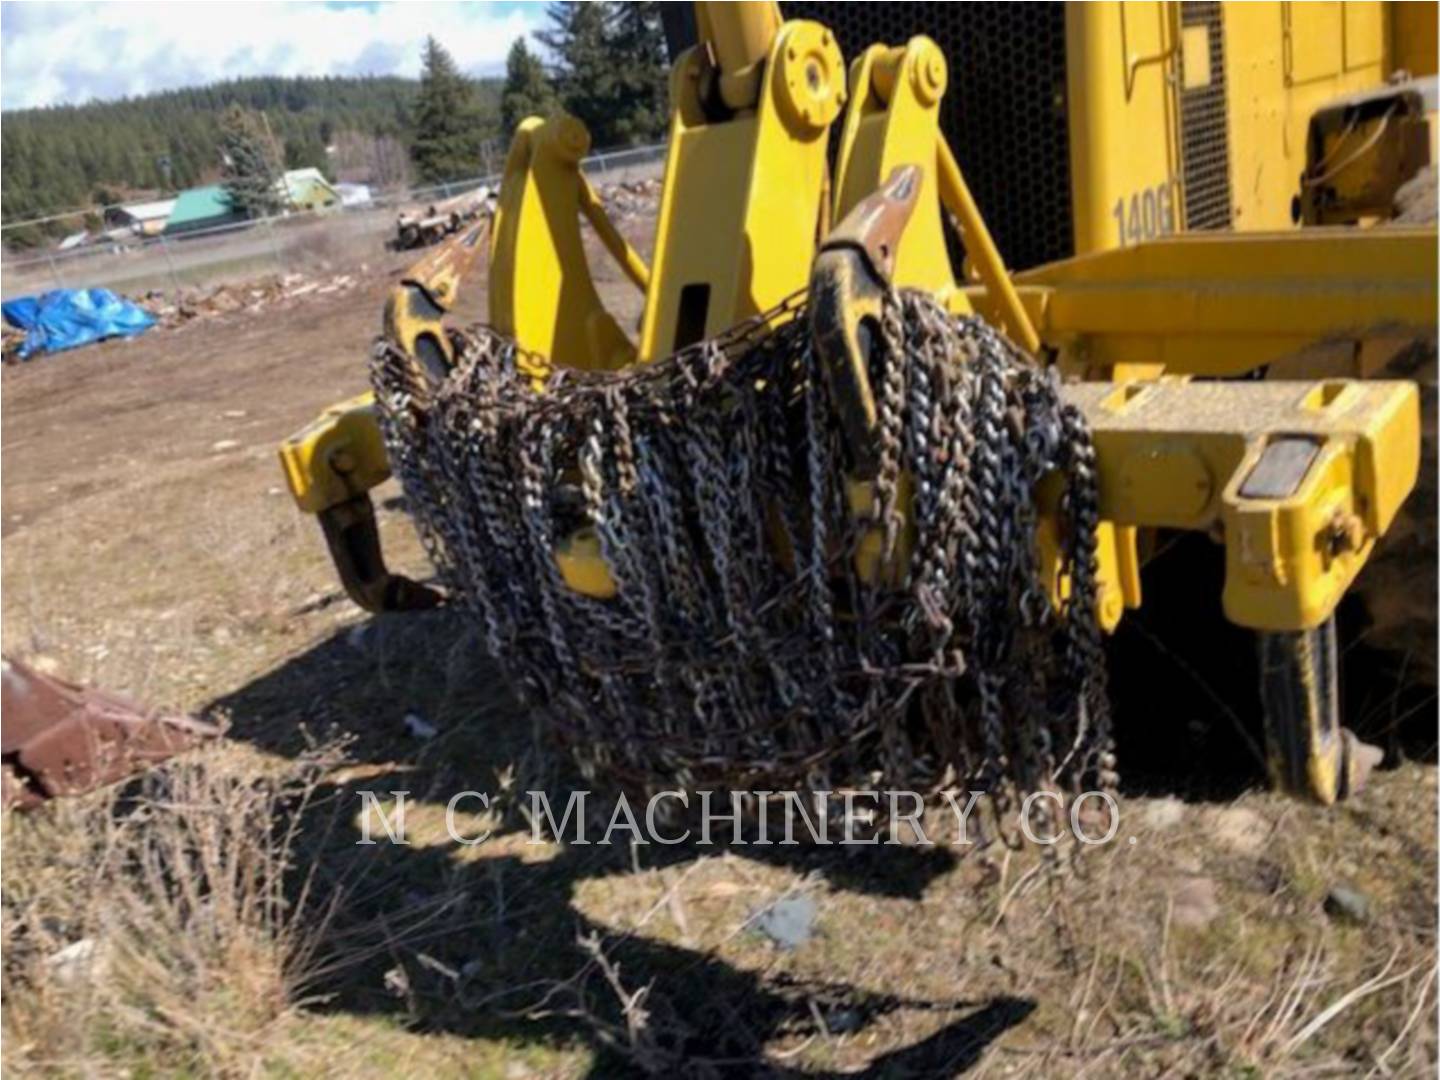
[2,228,1436,1077]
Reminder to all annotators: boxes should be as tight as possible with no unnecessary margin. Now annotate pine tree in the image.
[606,2,668,145]
[538,2,667,148]
[538,2,621,144]
[219,104,283,218]
[283,131,328,171]
[410,36,485,184]
[500,38,557,138]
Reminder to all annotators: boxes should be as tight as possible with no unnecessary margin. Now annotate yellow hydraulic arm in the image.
[637,1,843,357]
[276,2,1434,806]
[489,115,648,371]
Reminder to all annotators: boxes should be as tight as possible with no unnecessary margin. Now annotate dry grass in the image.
[1,743,350,1077]
[1,641,1435,1077]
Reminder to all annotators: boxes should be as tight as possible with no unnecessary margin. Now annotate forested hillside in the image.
[1,75,500,232]
[2,2,668,249]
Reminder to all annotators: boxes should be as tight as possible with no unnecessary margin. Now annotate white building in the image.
[105,198,178,237]
[335,182,373,208]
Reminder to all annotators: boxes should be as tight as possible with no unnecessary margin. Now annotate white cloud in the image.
[0,1,549,110]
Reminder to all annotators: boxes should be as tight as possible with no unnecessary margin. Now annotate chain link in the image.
[371,289,1115,812]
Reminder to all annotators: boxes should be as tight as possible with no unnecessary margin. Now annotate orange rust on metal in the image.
[822,163,922,281]
[809,165,924,475]
[1,657,218,809]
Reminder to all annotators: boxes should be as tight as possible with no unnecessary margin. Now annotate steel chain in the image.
[371,289,1116,816]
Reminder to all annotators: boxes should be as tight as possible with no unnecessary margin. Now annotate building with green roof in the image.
[163,185,247,236]
[162,167,342,236]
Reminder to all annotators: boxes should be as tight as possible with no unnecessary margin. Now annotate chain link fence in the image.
[0,142,667,302]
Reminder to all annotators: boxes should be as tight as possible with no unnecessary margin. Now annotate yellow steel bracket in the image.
[1064,377,1421,631]
[833,38,955,300]
[829,33,1039,352]
[278,391,390,516]
[277,391,440,612]
[636,16,845,359]
[489,114,648,371]
[1008,228,1439,380]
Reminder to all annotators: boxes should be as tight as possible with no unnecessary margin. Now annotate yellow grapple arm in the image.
[276,214,492,612]
[277,2,1435,806]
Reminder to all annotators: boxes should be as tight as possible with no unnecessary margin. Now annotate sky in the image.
[0,1,550,111]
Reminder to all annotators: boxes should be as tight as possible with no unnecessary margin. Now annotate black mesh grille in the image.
[1178,2,1233,229]
[783,2,1074,271]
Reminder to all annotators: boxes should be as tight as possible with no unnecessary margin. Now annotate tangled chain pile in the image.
[372,290,1116,806]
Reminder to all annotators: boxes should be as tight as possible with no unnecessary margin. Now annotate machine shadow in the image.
[204,608,1031,1074]
[201,536,1431,1071]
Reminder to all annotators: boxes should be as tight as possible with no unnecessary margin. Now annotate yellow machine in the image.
[775,2,1437,268]
[279,1,1437,806]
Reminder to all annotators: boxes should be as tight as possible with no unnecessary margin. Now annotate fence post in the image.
[46,250,65,290]
[158,232,181,292]
[264,215,284,276]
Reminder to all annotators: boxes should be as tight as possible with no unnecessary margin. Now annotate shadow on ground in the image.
[206,609,1033,1076]
[203,531,1434,1074]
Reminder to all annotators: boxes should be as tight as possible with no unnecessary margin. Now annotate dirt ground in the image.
[2,225,1436,1077]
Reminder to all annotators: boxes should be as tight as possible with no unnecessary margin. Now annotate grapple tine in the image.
[809,164,922,477]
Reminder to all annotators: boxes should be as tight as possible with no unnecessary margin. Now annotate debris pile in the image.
[2,323,27,362]
[139,271,360,329]
[598,177,661,219]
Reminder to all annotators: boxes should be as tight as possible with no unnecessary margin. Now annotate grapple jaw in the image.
[275,9,1433,807]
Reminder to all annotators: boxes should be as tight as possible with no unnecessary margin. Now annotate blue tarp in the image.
[2,288,157,360]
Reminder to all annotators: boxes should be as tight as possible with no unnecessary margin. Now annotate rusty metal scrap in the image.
[1,657,218,809]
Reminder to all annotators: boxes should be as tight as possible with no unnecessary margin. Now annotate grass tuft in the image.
[2,744,343,1077]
